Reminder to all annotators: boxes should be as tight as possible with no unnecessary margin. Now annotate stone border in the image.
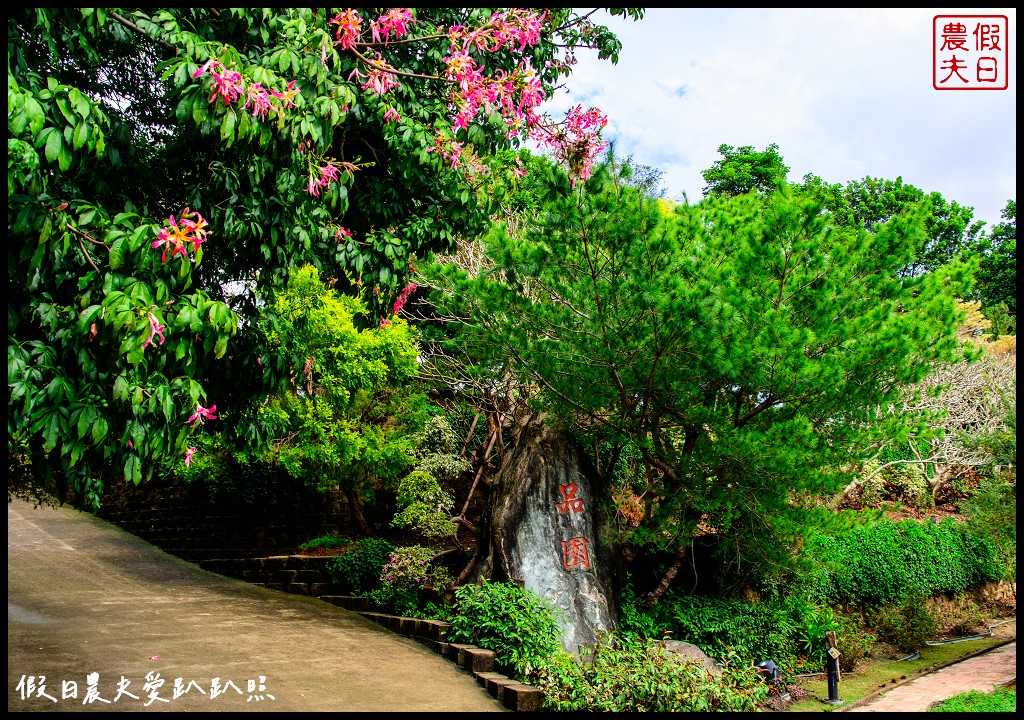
[834,637,1016,712]
[349,608,544,712]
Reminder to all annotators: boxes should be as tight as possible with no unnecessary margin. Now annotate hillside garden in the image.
[7,7,1016,712]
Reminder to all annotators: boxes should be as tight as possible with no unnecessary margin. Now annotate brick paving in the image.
[843,640,1016,712]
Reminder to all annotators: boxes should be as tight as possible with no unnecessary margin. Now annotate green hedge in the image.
[804,518,1003,606]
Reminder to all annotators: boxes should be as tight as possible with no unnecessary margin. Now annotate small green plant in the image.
[534,633,769,712]
[326,537,394,594]
[447,580,564,678]
[300,532,348,551]
[929,687,1015,712]
[390,471,457,540]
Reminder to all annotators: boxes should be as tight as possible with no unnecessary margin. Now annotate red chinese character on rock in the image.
[556,483,585,513]
[562,537,591,570]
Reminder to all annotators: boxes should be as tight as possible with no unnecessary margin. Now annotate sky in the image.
[540,8,1016,229]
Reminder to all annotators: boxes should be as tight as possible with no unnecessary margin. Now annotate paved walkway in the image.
[8,497,505,712]
[843,640,1016,712]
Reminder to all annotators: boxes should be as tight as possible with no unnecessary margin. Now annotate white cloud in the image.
[542,8,1016,226]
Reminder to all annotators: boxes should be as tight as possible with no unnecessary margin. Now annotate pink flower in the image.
[184,447,197,467]
[184,404,218,427]
[393,282,417,315]
[371,9,414,43]
[379,318,392,328]
[331,9,363,50]
[192,59,219,79]
[208,66,244,106]
[361,68,401,95]
[143,312,165,349]
[242,83,274,120]
[152,208,210,262]
[383,107,401,124]
[269,80,298,109]
[334,226,353,243]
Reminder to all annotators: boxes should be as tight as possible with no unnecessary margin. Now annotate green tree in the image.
[7,8,641,508]
[253,265,422,534]
[421,155,971,598]
[838,176,984,276]
[974,199,1016,323]
[701,142,789,197]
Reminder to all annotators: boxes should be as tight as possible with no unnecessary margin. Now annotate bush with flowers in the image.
[370,545,455,616]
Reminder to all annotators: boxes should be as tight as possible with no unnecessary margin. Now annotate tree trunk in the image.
[645,545,688,607]
[473,411,619,654]
[345,487,372,536]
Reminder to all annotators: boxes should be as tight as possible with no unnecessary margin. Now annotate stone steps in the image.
[352,609,544,712]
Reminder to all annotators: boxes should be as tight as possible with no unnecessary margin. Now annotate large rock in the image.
[660,640,723,674]
[476,413,617,653]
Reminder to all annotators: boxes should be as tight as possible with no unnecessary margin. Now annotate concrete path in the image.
[8,497,505,712]
[843,640,1016,712]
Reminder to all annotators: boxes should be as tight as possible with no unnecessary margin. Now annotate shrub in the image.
[300,532,348,551]
[380,545,454,591]
[804,518,1004,606]
[534,634,769,712]
[868,592,939,653]
[390,471,457,540]
[618,584,840,671]
[835,612,877,673]
[326,537,394,594]
[447,580,563,677]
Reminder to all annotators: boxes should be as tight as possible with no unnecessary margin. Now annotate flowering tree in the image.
[7,8,642,508]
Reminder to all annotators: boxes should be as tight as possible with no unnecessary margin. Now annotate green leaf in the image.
[44,130,62,164]
[72,121,89,150]
[26,96,46,135]
[91,416,108,445]
[221,108,237,146]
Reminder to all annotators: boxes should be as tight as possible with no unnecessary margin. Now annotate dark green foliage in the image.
[617,585,839,668]
[974,199,1016,316]
[837,175,984,276]
[804,519,1004,606]
[177,433,277,505]
[867,592,939,654]
[326,537,394,594]
[446,580,563,677]
[534,634,768,712]
[930,687,1016,712]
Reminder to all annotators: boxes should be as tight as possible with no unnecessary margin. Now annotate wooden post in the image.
[825,630,842,703]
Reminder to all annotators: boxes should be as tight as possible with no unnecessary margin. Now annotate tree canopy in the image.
[7,7,642,508]
[419,154,972,586]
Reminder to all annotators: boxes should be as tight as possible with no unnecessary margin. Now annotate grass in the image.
[929,686,1015,712]
[786,635,1009,712]
[299,532,349,551]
